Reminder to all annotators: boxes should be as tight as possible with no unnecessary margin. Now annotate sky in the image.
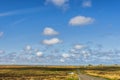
[0,0,120,65]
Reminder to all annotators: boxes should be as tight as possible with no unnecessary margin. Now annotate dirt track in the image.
[78,73,107,80]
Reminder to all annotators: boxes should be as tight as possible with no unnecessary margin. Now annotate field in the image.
[83,66,120,80]
[0,66,79,80]
[0,65,119,80]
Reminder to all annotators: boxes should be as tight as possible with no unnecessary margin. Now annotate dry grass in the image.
[0,65,120,80]
[0,65,79,80]
[83,66,120,80]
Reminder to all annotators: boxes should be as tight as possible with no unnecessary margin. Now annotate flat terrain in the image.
[0,66,78,80]
[84,66,120,80]
[0,65,119,80]
[78,73,106,80]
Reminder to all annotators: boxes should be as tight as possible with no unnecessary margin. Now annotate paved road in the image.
[78,73,106,80]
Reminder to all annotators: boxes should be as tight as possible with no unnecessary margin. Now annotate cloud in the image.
[62,53,70,58]
[69,16,94,26]
[36,51,43,57]
[81,50,91,59]
[0,50,5,54]
[0,7,41,17]
[1,37,119,65]
[24,45,32,51]
[23,45,33,54]
[99,56,111,60]
[74,44,84,50]
[0,11,18,17]
[42,38,62,45]
[45,0,69,9]
[82,0,92,8]
[11,18,26,26]
[43,27,59,36]
[60,58,65,62]
[0,32,4,38]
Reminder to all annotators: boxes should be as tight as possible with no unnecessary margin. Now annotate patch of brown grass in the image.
[85,70,120,80]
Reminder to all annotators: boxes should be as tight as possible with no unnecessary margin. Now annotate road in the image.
[78,73,107,80]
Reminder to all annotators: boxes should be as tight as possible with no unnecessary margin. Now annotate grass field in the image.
[0,65,119,80]
[0,66,79,80]
[83,66,120,80]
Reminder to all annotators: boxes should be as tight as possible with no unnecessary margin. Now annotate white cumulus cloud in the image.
[36,51,43,57]
[43,27,58,36]
[42,38,62,45]
[69,16,94,26]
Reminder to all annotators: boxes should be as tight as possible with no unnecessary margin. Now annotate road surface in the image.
[78,73,106,80]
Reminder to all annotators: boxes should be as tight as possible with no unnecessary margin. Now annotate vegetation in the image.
[0,65,119,80]
[0,65,79,80]
[83,65,120,80]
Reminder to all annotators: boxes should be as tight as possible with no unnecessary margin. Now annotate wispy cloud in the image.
[45,0,69,10]
[0,50,5,54]
[0,7,41,17]
[82,0,92,8]
[11,18,26,26]
[0,32,4,38]
[45,0,69,7]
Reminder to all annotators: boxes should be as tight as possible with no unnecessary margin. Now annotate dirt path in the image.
[78,73,106,80]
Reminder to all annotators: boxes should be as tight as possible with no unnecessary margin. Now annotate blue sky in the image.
[0,0,120,65]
